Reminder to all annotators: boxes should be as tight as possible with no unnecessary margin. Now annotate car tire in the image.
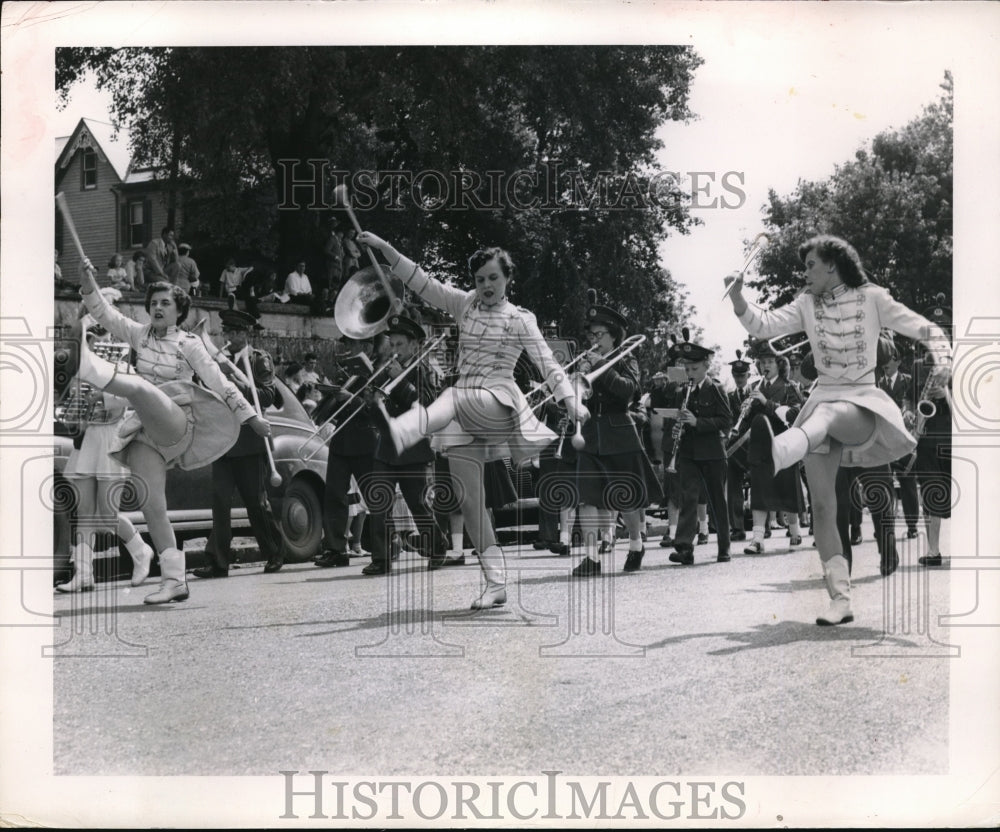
[279,477,323,562]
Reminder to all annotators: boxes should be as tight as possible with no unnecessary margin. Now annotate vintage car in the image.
[52,378,329,581]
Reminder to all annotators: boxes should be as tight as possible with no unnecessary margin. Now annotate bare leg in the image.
[448,448,505,608]
[102,375,189,448]
[126,442,175,554]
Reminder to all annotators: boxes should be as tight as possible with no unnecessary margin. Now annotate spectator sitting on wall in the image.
[236,268,281,320]
[219,258,251,298]
[125,251,146,292]
[174,243,202,296]
[282,260,314,306]
[107,253,133,291]
[144,226,177,284]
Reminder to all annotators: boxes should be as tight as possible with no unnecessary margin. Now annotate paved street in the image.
[52,526,950,777]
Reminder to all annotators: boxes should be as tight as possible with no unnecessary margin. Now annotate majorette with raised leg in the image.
[724,234,951,625]
[355,230,589,610]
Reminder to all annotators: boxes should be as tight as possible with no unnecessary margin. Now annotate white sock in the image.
[752,525,765,543]
[451,532,463,551]
[699,519,709,535]
[629,536,642,551]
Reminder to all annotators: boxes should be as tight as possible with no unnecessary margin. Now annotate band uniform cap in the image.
[651,371,668,381]
[748,339,777,359]
[587,304,629,334]
[386,314,426,341]
[177,243,192,253]
[219,308,258,331]
[678,342,713,362]
[728,358,751,374]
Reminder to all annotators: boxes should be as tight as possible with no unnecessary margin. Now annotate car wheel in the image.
[280,477,323,561]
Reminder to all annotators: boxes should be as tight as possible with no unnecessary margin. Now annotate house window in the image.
[81,148,97,190]
[128,202,144,248]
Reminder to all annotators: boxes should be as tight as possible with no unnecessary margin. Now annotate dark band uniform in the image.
[670,338,732,563]
[745,343,806,515]
[201,308,285,575]
[318,346,379,566]
[365,315,449,572]
[876,362,920,535]
[575,304,662,512]
[910,356,951,520]
[726,350,753,536]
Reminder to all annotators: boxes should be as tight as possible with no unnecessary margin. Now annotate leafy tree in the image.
[58,46,704,375]
[751,72,953,334]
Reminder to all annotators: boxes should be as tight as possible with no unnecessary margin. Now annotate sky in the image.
[54,33,952,379]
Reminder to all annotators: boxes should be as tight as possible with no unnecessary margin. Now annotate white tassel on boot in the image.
[124,533,154,586]
[77,328,118,390]
[816,555,854,626]
[144,547,189,604]
[56,541,95,592]
[471,544,507,609]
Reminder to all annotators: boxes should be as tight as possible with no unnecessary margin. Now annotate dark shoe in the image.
[730,530,747,542]
[193,566,228,579]
[789,535,803,547]
[850,528,863,546]
[659,535,673,548]
[880,548,899,577]
[362,561,390,575]
[763,528,772,539]
[669,550,694,565]
[263,559,284,574]
[598,540,613,555]
[428,553,466,570]
[549,542,570,556]
[743,541,764,555]
[907,528,919,539]
[314,550,350,568]
[717,552,731,563]
[918,554,944,567]
[533,540,552,551]
[696,533,709,545]
[623,548,645,572]
[572,557,601,577]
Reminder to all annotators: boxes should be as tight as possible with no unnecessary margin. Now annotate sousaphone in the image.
[334,265,406,340]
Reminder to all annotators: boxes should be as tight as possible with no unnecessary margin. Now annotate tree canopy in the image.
[750,72,953,333]
[58,46,704,365]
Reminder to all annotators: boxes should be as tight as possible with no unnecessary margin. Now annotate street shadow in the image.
[52,602,208,617]
[644,620,914,655]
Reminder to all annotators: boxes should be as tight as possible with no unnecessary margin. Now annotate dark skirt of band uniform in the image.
[433,455,517,512]
[747,414,806,513]
[575,449,663,511]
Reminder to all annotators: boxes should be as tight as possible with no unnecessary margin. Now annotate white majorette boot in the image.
[77,328,118,390]
[752,417,810,476]
[56,540,95,593]
[816,554,854,626]
[471,544,507,609]
[379,400,428,458]
[124,533,154,586]
[144,547,189,604]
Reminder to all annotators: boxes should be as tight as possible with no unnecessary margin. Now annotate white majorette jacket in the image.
[736,282,951,467]
[392,260,575,461]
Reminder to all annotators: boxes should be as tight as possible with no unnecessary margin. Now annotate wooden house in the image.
[55,118,183,286]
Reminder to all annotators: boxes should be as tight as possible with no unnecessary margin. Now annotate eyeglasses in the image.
[589,329,611,340]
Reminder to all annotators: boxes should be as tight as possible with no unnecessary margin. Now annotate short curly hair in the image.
[468,247,516,281]
[144,281,192,324]
[798,235,868,287]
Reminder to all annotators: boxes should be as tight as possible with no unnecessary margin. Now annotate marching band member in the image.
[571,295,662,576]
[193,307,286,578]
[875,342,921,539]
[725,350,754,542]
[725,234,951,625]
[361,314,451,575]
[741,341,806,555]
[356,233,588,609]
[76,263,266,604]
[911,297,953,567]
[666,331,733,565]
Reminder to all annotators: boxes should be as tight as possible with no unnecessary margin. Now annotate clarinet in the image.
[666,381,694,474]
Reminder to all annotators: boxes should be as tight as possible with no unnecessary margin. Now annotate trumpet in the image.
[666,381,694,474]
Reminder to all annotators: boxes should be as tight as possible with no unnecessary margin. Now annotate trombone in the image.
[237,345,283,487]
[299,332,447,461]
[532,334,648,411]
